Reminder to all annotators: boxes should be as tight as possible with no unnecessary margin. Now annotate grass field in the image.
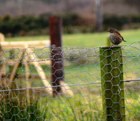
[1,29,140,121]
[6,29,140,47]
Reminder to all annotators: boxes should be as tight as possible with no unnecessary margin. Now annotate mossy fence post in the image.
[100,46,125,121]
[49,16,64,97]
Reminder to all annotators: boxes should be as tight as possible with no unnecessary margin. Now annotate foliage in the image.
[0,15,49,36]
[0,14,140,36]
[0,14,89,36]
[103,15,140,30]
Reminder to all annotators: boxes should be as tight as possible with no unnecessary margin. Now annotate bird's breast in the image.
[109,34,122,45]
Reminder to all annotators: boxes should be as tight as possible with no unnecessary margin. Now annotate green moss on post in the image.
[100,46,125,121]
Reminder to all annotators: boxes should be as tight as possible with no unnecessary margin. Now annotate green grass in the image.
[1,88,140,121]
[1,29,140,121]
[6,29,140,47]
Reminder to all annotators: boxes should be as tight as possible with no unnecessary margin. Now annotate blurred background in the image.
[0,0,140,36]
[0,1,140,121]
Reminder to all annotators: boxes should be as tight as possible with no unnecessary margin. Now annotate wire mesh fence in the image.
[0,43,140,121]
[123,42,140,121]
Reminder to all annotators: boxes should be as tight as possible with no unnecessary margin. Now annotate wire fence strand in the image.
[0,43,140,120]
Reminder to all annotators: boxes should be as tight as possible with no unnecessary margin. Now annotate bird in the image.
[108,28,126,45]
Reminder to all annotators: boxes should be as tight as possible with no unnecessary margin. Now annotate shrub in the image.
[103,15,140,30]
[0,14,140,36]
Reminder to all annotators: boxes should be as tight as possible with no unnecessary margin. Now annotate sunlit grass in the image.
[6,29,140,47]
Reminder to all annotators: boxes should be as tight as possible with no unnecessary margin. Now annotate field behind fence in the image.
[0,17,140,121]
[0,43,140,121]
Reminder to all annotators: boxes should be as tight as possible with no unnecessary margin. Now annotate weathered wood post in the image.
[8,49,16,88]
[49,16,64,96]
[9,49,15,73]
[100,46,125,121]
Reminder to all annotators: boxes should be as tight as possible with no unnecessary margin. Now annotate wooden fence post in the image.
[100,46,125,121]
[9,50,15,73]
[9,49,16,82]
[49,16,64,97]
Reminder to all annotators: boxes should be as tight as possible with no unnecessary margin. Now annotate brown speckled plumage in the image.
[108,28,126,45]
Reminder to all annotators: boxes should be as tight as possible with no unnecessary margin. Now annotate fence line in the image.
[1,43,140,120]
[0,16,140,120]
